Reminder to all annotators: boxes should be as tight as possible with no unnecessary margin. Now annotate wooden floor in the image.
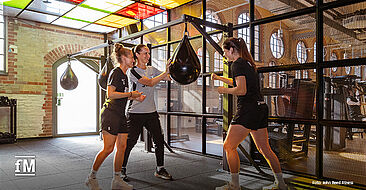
[170,128,366,186]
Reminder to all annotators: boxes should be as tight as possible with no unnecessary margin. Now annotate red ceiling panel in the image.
[65,0,85,4]
[116,2,164,20]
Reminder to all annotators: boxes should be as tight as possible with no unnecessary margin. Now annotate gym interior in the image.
[1,0,366,189]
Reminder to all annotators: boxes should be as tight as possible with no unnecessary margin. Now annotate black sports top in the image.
[104,67,129,113]
[231,57,263,104]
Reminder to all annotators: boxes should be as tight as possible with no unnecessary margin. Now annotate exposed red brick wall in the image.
[1,18,104,138]
[40,45,101,136]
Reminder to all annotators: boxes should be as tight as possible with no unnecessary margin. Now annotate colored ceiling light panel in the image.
[52,17,89,29]
[64,0,84,4]
[27,0,76,16]
[64,6,109,22]
[116,2,164,20]
[2,0,32,9]
[95,15,138,28]
[142,0,192,9]
[82,24,116,33]
[18,10,58,23]
[81,0,134,13]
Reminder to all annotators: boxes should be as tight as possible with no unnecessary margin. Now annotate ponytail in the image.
[113,43,131,64]
[223,37,256,70]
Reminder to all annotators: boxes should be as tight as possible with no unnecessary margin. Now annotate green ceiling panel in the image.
[2,0,32,9]
[63,16,93,23]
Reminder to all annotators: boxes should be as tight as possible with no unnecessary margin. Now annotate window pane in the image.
[205,9,222,43]
[297,41,307,64]
[0,39,4,53]
[0,55,4,71]
[197,48,209,73]
[323,127,366,185]
[170,116,202,153]
[151,46,167,71]
[155,81,167,111]
[206,117,223,156]
[171,82,202,113]
[0,21,3,37]
[270,33,284,59]
[237,12,260,61]
[143,11,167,45]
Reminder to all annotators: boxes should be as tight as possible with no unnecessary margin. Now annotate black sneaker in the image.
[154,168,172,180]
[121,167,129,181]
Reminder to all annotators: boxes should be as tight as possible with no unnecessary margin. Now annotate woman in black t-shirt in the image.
[85,44,144,190]
[212,38,287,190]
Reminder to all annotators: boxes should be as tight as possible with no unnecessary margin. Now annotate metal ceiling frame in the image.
[69,14,228,58]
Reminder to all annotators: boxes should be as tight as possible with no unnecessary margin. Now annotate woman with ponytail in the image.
[85,44,143,190]
[212,37,288,190]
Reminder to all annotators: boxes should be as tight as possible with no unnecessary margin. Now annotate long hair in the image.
[113,43,131,64]
[132,44,148,61]
[223,37,256,69]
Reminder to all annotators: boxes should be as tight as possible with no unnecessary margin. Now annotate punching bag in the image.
[98,57,114,91]
[169,34,201,85]
[60,62,78,90]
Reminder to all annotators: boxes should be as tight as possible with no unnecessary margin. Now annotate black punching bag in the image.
[60,62,78,90]
[169,34,201,85]
[98,57,113,91]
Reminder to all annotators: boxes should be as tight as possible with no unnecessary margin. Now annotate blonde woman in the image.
[85,44,143,190]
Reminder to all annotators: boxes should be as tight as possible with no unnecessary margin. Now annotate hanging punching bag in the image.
[60,61,78,90]
[169,34,201,85]
[98,57,114,91]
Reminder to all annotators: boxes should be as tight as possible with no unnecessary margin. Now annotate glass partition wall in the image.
[135,0,366,187]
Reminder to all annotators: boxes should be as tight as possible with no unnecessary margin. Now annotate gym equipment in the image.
[98,57,114,91]
[169,25,201,85]
[263,79,316,161]
[0,96,17,144]
[60,60,78,90]
[329,75,365,143]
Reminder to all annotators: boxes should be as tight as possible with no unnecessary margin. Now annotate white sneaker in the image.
[111,176,133,190]
[262,182,288,190]
[85,176,101,190]
[215,182,240,190]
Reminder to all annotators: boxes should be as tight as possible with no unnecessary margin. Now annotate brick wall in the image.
[0,18,104,138]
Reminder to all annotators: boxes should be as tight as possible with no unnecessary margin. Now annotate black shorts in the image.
[231,102,268,130]
[100,108,128,135]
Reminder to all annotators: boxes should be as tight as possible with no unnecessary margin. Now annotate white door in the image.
[56,60,97,134]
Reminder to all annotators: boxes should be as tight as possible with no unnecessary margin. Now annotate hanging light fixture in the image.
[277,21,283,38]
[343,15,366,29]
[342,7,366,29]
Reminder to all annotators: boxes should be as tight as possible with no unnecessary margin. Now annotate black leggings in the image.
[123,112,165,167]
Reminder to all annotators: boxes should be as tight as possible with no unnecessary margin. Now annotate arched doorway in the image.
[52,57,100,136]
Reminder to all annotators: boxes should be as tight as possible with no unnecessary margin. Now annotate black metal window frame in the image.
[68,0,366,183]
[153,0,366,182]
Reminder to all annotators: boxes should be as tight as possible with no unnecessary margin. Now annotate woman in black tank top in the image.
[86,44,143,190]
[212,38,288,190]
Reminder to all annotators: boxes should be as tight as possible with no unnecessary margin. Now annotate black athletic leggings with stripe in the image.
[122,111,165,167]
